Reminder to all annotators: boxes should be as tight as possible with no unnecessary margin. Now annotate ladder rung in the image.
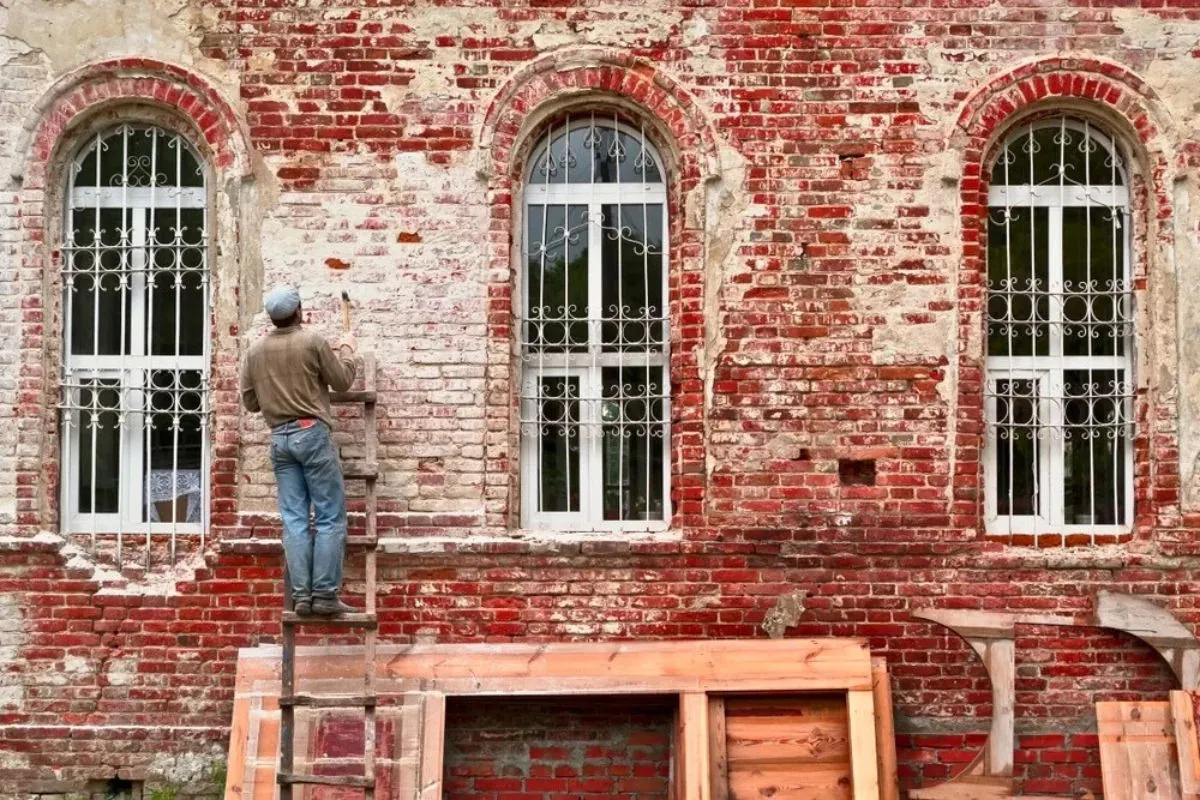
[347,535,377,547]
[279,694,377,709]
[343,461,378,479]
[277,774,375,788]
[282,612,377,628]
[331,390,377,404]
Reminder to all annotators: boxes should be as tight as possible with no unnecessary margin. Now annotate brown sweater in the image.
[240,326,357,430]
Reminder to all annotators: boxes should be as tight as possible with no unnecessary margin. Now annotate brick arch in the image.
[479,49,721,186]
[12,60,252,536]
[16,58,252,189]
[476,52,722,532]
[949,57,1178,547]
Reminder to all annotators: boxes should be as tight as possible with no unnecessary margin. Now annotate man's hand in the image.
[335,334,357,355]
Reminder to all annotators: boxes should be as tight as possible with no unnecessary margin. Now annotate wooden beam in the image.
[1171,691,1200,800]
[418,692,445,800]
[848,689,880,800]
[707,697,729,800]
[383,638,873,695]
[1094,591,1200,690]
[679,692,711,800]
[985,639,1014,776]
[871,658,899,800]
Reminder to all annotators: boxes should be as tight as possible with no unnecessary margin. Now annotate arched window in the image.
[519,114,669,529]
[985,117,1133,534]
[59,124,210,552]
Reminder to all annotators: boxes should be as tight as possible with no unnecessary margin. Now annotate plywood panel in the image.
[725,694,852,800]
[1097,700,1181,800]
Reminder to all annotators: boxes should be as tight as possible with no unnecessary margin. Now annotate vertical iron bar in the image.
[1027,123,1040,532]
[89,130,102,557]
[562,115,572,516]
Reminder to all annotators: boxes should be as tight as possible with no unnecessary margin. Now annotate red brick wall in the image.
[3,1,1200,798]
[443,697,672,799]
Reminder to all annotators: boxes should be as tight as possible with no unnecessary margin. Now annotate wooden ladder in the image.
[277,353,380,798]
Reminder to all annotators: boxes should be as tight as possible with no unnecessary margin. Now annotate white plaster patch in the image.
[0,589,25,707]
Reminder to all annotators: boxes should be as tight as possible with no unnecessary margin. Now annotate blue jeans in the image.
[270,420,347,602]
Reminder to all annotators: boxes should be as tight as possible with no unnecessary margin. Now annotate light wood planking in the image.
[848,690,880,800]
[985,639,1014,776]
[418,692,445,800]
[680,692,712,800]
[1171,692,1200,800]
[383,639,874,695]
[709,697,730,800]
[1097,700,1182,800]
[870,658,899,800]
[724,694,851,800]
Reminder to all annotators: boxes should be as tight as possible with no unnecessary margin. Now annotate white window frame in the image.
[519,116,672,532]
[58,125,211,559]
[984,117,1135,536]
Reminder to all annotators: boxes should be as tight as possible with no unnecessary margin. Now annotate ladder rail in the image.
[278,353,379,799]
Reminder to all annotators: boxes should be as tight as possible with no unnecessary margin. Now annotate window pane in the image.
[1062,207,1127,358]
[602,366,666,521]
[529,124,662,185]
[148,208,207,357]
[538,376,580,513]
[69,207,132,356]
[144,370,205,523]
[601,204,665,353]
[994,379,1041,517]
[988,207,1049,358]
[1063,369,1129,525]
[525,204,588,354]
[76,380,122,514]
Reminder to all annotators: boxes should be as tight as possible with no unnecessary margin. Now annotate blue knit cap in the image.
[264,285,301,321]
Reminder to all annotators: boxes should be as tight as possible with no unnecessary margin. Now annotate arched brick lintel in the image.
[15,58,252,188]
[479,49,722,185]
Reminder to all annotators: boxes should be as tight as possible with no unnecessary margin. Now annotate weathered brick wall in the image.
[2,0,1200,797]
[443,698,672,798]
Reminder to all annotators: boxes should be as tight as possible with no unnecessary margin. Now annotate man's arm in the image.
[316,337,357,392]
[240,355,261,413]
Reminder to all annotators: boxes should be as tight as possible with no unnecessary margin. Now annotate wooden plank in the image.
[871,658,899,800]
[725,697,850,766]
[277,694,377,708]
[909,777,1013,800]
[848,690,880,800]
[383,639,873,695]
[708,697,729,800]
[277,773,375,788]
[679,692,711,800]
[222,692,251,800]
[985,639,1014,776]
[913,609,1077,639]
[1172,692,1200,800]
[418,692,445,800]
[1097,700,1181,800]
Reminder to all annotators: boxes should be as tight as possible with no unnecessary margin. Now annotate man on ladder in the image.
[240,285,360,616]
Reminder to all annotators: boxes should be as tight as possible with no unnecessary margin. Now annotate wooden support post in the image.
[848,689,881,800]
[679,692,711,800]
[707,697,729,800]
[871,657,899,800]
[419,692,445,800]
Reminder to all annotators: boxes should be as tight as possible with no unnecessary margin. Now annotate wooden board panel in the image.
[418,693,444,800]
[383,638,873,694]
[1172,692,1200,800]
[1097,700,1182,800]
[724,694,852,800]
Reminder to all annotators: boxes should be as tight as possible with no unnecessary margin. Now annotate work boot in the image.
[312,596,360,616]
[293,597,313,617]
